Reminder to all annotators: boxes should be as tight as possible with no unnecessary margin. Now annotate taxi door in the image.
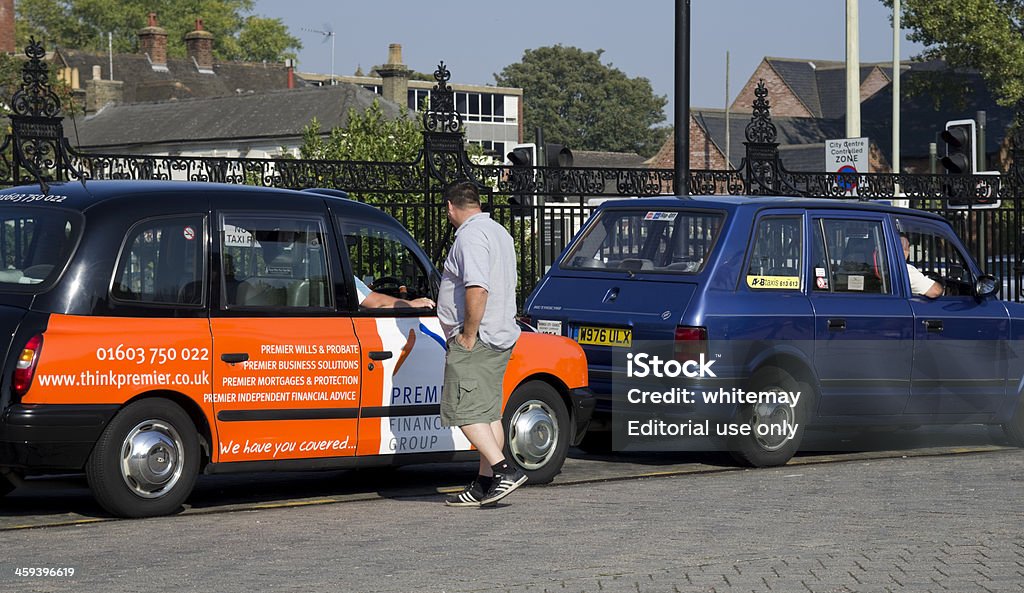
[334,218,470,456]
[210,198,362,464]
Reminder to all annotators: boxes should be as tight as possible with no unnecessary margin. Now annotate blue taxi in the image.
[524,196,1024,466]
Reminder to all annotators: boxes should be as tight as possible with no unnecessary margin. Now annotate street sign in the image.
[826,138,869,196]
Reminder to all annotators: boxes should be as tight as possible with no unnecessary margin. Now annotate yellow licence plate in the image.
[576,326,632,347]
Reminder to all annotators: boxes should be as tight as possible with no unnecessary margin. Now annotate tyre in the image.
[1003,394,1024,447]
[729,365,811,467]
[502,381,571,484]
[86,399,200,518]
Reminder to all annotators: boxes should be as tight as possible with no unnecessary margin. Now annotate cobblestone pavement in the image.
[1,449,1022,593]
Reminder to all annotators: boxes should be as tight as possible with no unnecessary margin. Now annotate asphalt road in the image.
[0,426,1021,592]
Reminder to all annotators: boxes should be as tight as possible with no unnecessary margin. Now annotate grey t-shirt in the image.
[437,212,521,350]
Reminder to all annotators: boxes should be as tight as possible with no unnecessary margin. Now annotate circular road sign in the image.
[836,165,858,191]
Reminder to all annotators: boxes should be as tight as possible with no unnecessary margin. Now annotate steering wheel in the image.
[370,276,405,297]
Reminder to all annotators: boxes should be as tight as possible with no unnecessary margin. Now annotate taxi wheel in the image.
[86,399,200,518]
[729,365,810,468]
[503,381,570,484]
[1003,395,1024,447]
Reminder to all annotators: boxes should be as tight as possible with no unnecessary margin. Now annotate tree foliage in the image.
[299,100,422,163]
[494,45,668,157]
[15,0,301,63]
[887,0,1024,107]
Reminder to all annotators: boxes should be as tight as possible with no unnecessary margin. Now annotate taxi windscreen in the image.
[561,208,724,274]
[0,207,79,290]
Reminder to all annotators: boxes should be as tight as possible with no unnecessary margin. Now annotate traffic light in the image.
[940,119,976,175]
[940,119,1001,209]
[543,143,574,202]
[506,143,536,216]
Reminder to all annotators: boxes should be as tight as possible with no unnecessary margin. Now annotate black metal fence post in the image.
[742,80,782,195]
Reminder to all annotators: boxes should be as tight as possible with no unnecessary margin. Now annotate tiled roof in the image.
[57,49,305,104]
[69,84,406,149]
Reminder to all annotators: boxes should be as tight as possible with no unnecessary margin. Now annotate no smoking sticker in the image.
[183,226,195,241]
[816,277,828,289]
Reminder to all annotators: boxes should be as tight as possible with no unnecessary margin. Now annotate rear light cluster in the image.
[13,334,43,396]
[673,326,707,362]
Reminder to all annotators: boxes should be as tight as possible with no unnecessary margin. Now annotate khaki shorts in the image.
[440,337,513,428]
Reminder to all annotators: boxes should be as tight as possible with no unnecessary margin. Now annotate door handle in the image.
[827,318,846,332]
[221,352,249,364]
[369,350,393,361]
[924,319,943,333]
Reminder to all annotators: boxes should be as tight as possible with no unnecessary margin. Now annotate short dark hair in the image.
[444,181,481,208]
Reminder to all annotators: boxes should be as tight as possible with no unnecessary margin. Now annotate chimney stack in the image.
[0,0,14,54]
[138,12,168,71]
[185,18,215,74]
[377,43,410,107]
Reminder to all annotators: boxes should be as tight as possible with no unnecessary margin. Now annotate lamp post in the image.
[674,0,691,196]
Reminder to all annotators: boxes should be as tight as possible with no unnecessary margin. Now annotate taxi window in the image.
[896,218,972,296]
[561,209,723,273]
[340,222,435,307]
[112,215,206,305]
[816,219,891,295]
[746,216,802,290]
[0,207,79,290]
[220,215,333,309]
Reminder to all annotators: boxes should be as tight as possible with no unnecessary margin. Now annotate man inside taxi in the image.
[901,234,943,298]
[353,276,434,309]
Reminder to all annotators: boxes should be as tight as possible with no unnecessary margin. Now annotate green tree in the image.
[494,45,668,157]
[886,0,1024,107]
[15,0,301,63]
[299,100,423,164]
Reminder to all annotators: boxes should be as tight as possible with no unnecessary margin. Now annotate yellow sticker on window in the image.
[746,275,801,289]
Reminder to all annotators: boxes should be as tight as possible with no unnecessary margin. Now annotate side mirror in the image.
[975,274,999,298]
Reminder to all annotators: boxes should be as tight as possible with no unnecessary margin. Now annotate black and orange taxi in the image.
[0,181,592,517]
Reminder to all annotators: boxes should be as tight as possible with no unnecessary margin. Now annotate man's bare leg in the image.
[461,422,505,478]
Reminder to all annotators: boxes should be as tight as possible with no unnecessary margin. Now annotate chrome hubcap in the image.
[508,399,559,470]
[752,392,795,452]
[120,420,184,499]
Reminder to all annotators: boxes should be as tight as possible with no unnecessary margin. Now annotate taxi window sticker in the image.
[746,275,801,290]
[643,211,678,221]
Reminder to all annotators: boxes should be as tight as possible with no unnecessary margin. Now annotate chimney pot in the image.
[387,43,403,66]
[185,17,216,73]
[138,12,168,70]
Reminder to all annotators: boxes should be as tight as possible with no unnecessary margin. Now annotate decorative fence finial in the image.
[8,37,82,193]
[423,61,461,134]
[744,80,777,144]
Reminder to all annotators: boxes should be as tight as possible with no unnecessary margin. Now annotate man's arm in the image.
[361,291,435,309]
[458,285,488,349]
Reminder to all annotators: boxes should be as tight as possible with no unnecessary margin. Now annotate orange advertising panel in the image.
[28,314,214,407]
[210,317,362,463]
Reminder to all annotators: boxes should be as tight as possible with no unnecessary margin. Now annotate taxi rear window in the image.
[561,209,724,274]
[0,207,79,290]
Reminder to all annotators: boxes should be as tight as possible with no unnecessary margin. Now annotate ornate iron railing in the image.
[1,40,1021,301]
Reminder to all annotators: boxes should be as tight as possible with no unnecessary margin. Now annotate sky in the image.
[252,0,927,125]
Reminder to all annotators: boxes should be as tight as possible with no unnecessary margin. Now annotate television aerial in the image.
[301,24,335,85]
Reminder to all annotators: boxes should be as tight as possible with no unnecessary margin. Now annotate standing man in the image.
[437,181,524,507]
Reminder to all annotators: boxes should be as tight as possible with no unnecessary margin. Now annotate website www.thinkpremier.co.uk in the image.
[37,370,210,390]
